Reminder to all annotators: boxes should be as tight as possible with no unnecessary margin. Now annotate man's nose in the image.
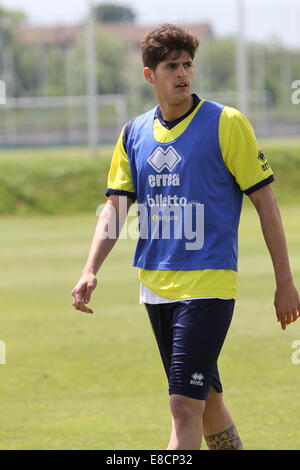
[177,65,187,78]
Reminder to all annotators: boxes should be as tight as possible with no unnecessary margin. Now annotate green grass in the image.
[0,203,300,450]
[0,146,112,215]
[0,137,300,215]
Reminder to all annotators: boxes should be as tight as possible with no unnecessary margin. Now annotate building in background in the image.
[17,22,213,49]
[0,21,213,148]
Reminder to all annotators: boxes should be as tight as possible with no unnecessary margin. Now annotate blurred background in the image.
[1,0,300,150]
[0,0,300,451]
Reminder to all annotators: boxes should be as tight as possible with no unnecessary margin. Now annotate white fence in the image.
[0,94,127,147]
[1,90,300,146]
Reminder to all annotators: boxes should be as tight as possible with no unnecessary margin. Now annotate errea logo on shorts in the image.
[190,372,204,386]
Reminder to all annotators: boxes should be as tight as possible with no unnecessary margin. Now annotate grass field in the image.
[0,202,300,450]
[0,138,300,215]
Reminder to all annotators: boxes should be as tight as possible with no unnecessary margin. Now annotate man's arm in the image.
[71,195,133,314]
[248,184,300,330]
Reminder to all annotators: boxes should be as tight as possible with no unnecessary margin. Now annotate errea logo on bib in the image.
[148,146,181,173]
[148,146,181,187]
[148,173,180,188]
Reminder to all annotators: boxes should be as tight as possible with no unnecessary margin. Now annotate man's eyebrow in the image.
[164,59,193,65]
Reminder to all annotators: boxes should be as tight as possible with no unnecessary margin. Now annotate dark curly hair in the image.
[140,24,200,70]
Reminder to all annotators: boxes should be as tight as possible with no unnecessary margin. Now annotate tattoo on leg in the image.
[205,425,242,450]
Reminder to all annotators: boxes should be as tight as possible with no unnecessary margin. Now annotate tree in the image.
[0,6,27,96]
[94,3,136,23]
[69,27,129,95]
[0,6,27,25]
[0,5,27,44]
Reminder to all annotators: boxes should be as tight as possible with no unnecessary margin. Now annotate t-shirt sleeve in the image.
[219,106,274,195]
[105,126,136,201]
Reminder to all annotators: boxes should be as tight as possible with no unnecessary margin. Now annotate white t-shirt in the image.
[139,283,232,305]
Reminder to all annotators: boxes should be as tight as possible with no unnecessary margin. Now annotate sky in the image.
[2,0,300,47]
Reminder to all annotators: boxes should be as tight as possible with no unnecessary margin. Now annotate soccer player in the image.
[71,24,300,450]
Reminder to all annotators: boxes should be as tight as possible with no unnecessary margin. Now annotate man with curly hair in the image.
[72,24,300,450]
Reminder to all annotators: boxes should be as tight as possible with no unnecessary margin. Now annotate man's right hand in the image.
[71,273,97,314]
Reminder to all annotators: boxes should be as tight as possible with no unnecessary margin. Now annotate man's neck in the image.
[158,95,193,122]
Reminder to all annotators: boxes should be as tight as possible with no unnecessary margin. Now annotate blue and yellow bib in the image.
[126,100,243,271]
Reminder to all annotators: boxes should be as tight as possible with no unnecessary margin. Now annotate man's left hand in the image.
[274,281,300,330]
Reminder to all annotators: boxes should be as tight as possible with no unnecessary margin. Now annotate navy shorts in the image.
[145,298,235,400]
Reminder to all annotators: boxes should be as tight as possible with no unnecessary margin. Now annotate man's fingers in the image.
[73,293,87,309]
[276,309,300,329]
[276,311,287,330]
[286,312,293,325]
[292,309,298,322]
[280,318,287,330]
[74,300,94,314]
[84,281,97,303]
[285,310,298,325]
[72,283,87,301]
[72,293,93,313]
[278,313,298,330]
[71,288,89,312]
[71,276,97,313]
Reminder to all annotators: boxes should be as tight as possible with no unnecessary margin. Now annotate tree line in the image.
[0,3,299,114]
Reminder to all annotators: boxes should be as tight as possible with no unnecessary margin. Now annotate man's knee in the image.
[170,394,205,424]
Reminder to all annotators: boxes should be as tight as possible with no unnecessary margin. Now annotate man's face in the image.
[144,50,195,106]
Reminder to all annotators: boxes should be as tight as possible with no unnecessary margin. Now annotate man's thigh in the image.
[146,299,235,400]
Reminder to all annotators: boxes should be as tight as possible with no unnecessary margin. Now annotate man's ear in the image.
[144,67,154,84]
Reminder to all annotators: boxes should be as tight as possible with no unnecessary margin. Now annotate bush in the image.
[0,140,299,215]
[0,147,111,215]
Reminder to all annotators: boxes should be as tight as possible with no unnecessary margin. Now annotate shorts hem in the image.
[168,389,209,401]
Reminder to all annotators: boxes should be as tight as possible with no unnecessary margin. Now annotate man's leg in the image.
[203,386,243,450]
[167,394,205,450]
[146,299,236,450]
